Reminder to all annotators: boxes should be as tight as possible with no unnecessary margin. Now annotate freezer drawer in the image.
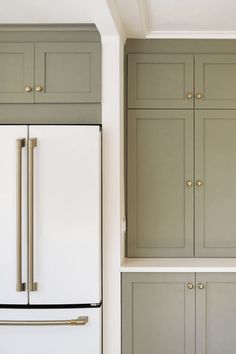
[0,307,101,354]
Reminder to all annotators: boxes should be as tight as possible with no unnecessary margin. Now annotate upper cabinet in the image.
[0,42,101,104]
[35,43,101,103]
[0,44,34,103]
[128,53,236,109]
[128,54,194,109]
[195,54,236,109]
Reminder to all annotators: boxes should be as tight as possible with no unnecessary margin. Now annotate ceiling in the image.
[113,0,236,38]
[1,0,236,39]
[0,0,121,37]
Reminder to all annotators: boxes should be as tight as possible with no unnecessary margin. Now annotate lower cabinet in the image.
[122,273,236,354]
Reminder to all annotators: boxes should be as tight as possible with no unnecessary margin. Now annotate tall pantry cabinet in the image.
[123,40,236,354]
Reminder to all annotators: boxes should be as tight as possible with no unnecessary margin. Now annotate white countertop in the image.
[121,258,236,272]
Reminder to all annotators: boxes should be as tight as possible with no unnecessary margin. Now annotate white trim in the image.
[137,0,150,35]
[121,258,236,272]
[146,30,236,39]
[102,34,123,354]
[105,0,126,41]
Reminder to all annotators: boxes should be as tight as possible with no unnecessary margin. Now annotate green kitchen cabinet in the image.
[128,54,194,109]
[122,272,236,354]
[0,44,34,103]
[127,109,236,257]
[35,42,101,103]
[128,52,236,109]
[196,273,236,354]
[195,54,236,109]
[127,110,194,257]
[122,273,195,354]
[0,41,101,104]
[195,110,236,256]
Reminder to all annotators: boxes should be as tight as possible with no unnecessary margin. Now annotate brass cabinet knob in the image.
[187,282,194,290]
[186,92,193,99]
[35,86,43,92]
[196,180,203,186]
[196,92,203,99]
[198,283,205,290]
[186,180,193,187]
[25,86,32,92]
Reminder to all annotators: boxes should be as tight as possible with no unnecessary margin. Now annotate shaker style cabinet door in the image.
[0,126,28,304]
[122,273,195,354]
[0,307,101,354]
[196,273,236,354]
[29,126,101,304]
[195,111,236,256]
[195,54,236,109]
[127,110,194,257]
[34,43,101,103]
[128,54,194,109]
[0,44,34,103]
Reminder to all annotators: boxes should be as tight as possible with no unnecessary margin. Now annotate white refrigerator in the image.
[0,125,101,354]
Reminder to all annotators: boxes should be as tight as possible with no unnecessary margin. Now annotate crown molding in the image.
[146,31,236,39]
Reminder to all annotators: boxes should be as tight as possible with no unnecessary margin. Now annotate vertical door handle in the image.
[28,138,38,292]
[16,139,26,292]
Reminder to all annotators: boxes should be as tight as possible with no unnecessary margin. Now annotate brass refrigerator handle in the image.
[28,138,38,292]
[16,139,26,292]
[0,316,88,326]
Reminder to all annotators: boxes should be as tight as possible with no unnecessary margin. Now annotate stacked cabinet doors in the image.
[0,42,101,103]
[0,125,101,305]
[122,273,236,354]
[127,53,236,257]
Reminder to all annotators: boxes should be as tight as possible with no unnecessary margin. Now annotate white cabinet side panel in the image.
[0,125,28,304]
[29,125,101,304]
[0,307,101,354]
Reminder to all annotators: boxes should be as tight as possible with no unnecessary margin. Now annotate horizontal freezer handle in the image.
[0,316,88,326]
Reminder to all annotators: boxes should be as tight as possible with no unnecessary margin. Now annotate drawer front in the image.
[0,307,101,354]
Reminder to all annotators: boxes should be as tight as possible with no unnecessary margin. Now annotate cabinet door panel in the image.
[127,110,194,257]
[0,44,34,103]
[29,126,101,304]
[196,273,236,354]
[0,126,28,304]
[128,54,194,108]
[0,307,101,354]
[195,111,236,256]
[35,43,101,103]
[195,54,236,108]
[122,273,195,354]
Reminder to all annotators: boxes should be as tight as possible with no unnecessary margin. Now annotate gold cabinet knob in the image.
[186,180,193,187]
[196,92,203,99]
[196,180,203,186]
[198,283,205,290]
[186,92,193,99]
[187,282,194,290]
[25,86,32,92]
[35,86,43,92]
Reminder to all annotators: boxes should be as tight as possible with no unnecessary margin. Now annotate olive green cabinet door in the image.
[0,44,34,103]
[122,273,195,354]
[35,43,101,103]
[128,54,194,108]
[127,110,194,257]
[196,273,236,354]
[195,111,236,256]
[195,55,236,109]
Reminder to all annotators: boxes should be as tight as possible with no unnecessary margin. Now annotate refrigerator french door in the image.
[0,125,101,354]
